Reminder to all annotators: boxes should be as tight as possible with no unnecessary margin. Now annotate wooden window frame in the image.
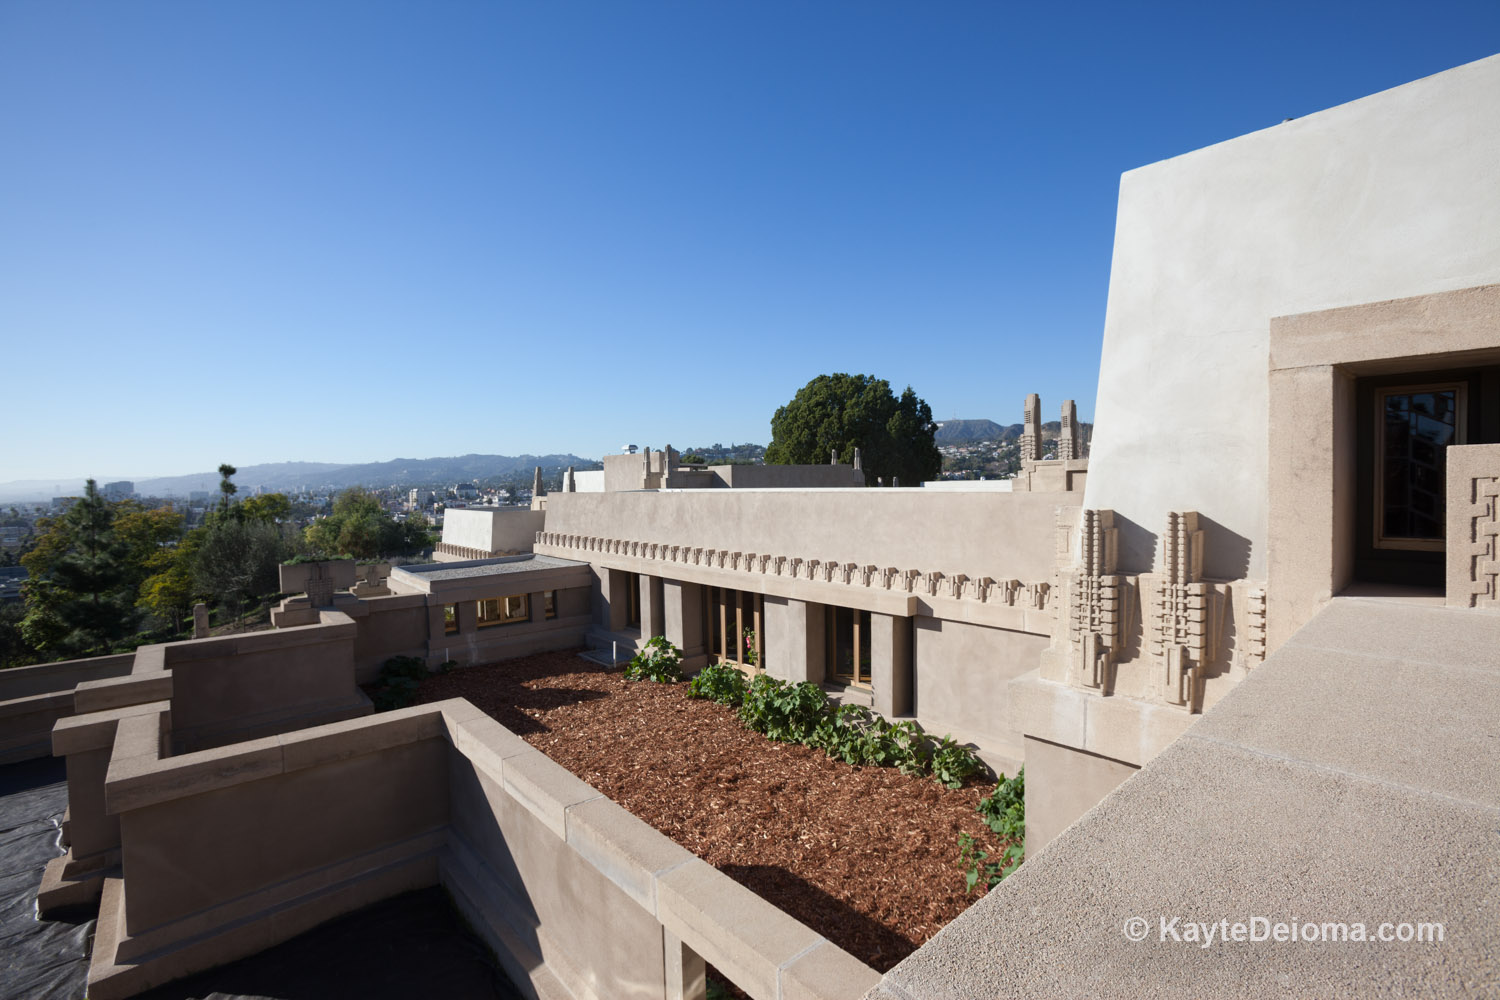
[477,594,530,628]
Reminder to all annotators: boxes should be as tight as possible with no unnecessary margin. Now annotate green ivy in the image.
[624,635,683,683]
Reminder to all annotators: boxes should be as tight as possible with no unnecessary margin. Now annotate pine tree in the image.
[37,480,137,655]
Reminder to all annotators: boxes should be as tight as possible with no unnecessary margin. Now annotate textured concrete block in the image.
[501,749,602,838]
[656,859,823,1000]
[781,939,881,1000]
[564,795,696,914]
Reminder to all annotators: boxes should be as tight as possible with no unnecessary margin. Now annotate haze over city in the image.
[3,2,1497,483]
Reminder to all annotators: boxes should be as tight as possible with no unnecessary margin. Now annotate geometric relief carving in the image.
[1465,475,1500,608]
[1148,511,1222,712]
[1020,393,1043,462]
[1066,509,1122,691]
[1244,586,1267,666]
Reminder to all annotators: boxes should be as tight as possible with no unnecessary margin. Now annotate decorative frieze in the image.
[533,531,1052,613]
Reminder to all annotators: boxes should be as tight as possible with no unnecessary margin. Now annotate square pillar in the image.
[869,612,913,718]
[639,574,666,638]
[663,930,706,1000]
[664,580,706,668]
[762,596,824,684]
[606,569,631,631]
[455,599,477,634]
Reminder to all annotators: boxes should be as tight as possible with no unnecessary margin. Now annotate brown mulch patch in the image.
[414,648,1008,973]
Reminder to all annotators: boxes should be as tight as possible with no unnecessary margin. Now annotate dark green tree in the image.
[20,480,137,656]
[765,374,941,486]
[217,463,238,512]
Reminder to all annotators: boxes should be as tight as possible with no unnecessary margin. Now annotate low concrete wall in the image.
[83,701,879,1000]
[0,653,135,763]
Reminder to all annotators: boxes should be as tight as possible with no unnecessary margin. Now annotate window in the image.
[443,604,458,635]
[543,590,556,620]
[477,594,529,628]
[1374,383,1465,550]
[705,586,762,671]
[827,606,872,688]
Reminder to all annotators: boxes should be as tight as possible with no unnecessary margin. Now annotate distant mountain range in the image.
[935,418,1092,444]
[0,453,593,502]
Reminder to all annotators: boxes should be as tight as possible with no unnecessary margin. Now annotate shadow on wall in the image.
[1198,515,1253,582]
[1114,512,1158,578]
[719,864,915,974]
[131,887,520,1000]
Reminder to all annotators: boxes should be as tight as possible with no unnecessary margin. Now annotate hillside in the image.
[0,453,594,502]
[936,419,1092,445]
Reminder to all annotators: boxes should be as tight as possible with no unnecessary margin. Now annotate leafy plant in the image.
[686,661,748,705]
[929,734,984,789]
[372,655,431,711]
[958,768,1026,893]
[741,627,758,667]
[624,635,683,683]
[737,674,829,743]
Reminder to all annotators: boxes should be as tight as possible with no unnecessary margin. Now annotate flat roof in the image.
[392,554,585,583]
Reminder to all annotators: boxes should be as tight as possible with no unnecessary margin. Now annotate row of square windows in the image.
[442,591,557,634]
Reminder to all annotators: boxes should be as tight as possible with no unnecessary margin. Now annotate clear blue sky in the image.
[3,1,1497,483]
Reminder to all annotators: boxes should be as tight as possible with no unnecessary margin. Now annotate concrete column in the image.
[870,612,913,718]
[639,574,665,638]
[663,930,706,1000]
[606,569,631,631]
[455,599,477,635]
[762,596,824,684]
[664,580,706,669]
[528,592,545,624]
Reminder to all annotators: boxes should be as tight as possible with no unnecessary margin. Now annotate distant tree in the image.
[20,480,137,657]
[765,374,941,486]
[305,487,433,560]
[194,514,294,612]
[240,492,292,523]
[217,463,238,512]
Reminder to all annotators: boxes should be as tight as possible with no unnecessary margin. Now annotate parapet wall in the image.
[543,489,1069,585]
[79,700,878,1000]
[0,653,135,763]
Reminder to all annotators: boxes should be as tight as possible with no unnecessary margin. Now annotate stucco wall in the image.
[441,508,547,553]
[545,490,1068,583]
[913,619,1049,759]
[1083,53,1500,578]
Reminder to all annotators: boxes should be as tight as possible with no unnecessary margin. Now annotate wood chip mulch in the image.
[413,649,1009,974]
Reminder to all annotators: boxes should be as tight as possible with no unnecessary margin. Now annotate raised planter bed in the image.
[412,648,1012,973]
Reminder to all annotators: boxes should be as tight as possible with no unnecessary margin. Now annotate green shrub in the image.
[686,661,748,705]
[737,674,829,742]
[929,734,984,789]
[624,635,683,683]
[372,655,432,711]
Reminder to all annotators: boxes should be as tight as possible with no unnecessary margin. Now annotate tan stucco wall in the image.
[913,619,1049,761]
[544,490,1067,584]
[1084,53,1500,580]
[1022,735,1137,853]
[441,508,546,553]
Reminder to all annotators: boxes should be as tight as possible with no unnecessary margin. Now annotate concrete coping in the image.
[74,672,173,715]
[102,699,472,816]
[52,700,171,756]
[442,711,883,1000]
[0,688,75,721]
[160,614,356,664]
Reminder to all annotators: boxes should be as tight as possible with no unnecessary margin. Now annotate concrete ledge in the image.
[564,795,697,915]
[656,859,827,1000]
[53,700,170,756]
[107,733,284,815]
[501,748,603,838]
[37,848,119,916]
[782,940,883,1000]
[75,672,173,714]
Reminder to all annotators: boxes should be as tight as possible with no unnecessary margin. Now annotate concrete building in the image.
[102,481,135,499]
[0,54,1496,1000]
